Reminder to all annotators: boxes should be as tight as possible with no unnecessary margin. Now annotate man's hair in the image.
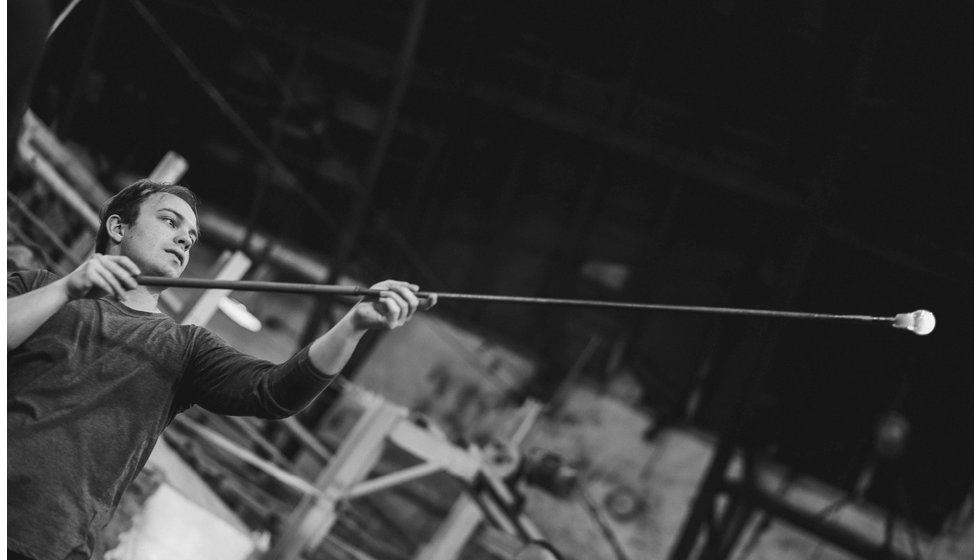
[95,179,199,254]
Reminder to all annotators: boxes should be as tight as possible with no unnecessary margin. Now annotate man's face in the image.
[116,192,199,278]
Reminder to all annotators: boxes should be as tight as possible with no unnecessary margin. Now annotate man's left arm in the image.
[307,280,433,377]
[183,280,434,418]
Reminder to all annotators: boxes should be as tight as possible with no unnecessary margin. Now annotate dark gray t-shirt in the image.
[8,269,335,560]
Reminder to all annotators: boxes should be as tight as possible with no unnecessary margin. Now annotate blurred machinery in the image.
[169,383,563,560]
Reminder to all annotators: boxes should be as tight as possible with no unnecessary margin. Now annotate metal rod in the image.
[173,415,327,500]
[136,276,896,324]
[7,191,81,267]
[346,461,444,500]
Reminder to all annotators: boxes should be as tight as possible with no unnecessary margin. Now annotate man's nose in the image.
[175,231,192,250]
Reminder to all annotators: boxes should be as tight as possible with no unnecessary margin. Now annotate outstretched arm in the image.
[308,280,436,376]
[185,279,437,418]
[7,254,140,350]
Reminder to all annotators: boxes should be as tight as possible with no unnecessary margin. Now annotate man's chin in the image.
[144,264,184,279]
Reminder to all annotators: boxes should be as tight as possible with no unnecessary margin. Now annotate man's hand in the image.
[8,254,141,350]
[63,254,141,300]
[350,280,436,331]
[307,280,435,376]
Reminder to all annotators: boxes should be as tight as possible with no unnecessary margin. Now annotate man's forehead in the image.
[143,192,198,227]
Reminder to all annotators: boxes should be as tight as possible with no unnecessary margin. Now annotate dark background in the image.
[22,0,973,532]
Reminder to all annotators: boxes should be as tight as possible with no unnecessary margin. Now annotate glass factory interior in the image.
[6,1,972,559]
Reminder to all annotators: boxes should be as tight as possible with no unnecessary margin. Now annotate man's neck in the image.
[116,287,162,313]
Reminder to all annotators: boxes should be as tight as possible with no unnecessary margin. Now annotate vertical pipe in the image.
[300,0,431,346]
[241,32,308,252]
[333,0,431,273]
[9,0,51,174]
[56,0,106,137]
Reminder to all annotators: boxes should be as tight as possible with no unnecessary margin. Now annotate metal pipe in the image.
[135,276,935,334]
[7,191,81,267]
[18,140,100,229]
[346,462,444,500]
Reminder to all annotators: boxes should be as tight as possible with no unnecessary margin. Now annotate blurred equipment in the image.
[668,404,923,560]
[257,387,558,560]
[522,449,578,498]
[99,442,265,560]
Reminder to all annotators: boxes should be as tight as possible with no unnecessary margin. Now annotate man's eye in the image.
[163,217,175,226]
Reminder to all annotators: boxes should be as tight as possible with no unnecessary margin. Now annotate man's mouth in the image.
[164,249,183,265]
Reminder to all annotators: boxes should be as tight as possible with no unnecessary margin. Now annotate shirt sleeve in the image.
[179,327,336,419]
[7,269,58,297]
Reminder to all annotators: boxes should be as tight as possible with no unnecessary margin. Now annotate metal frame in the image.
[668,437,915,560]
[262,387,544,560]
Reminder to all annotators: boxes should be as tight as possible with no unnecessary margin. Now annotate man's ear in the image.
[106,215,127,244]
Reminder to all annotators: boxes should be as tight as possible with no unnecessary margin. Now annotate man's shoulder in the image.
[7,268,61,281]
[7,268,61,295]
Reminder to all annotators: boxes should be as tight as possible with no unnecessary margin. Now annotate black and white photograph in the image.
[6,1,974,559]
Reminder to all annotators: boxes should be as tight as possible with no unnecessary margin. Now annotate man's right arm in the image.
[7,254,140,350]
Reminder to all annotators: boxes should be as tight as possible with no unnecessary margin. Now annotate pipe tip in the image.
[892,310,936,336]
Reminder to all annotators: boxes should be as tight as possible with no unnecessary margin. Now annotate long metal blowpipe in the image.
[135,276,935,335]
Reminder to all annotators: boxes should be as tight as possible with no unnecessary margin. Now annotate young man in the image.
[7,179,435,560]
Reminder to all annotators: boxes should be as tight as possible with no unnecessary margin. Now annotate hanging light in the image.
[218,296,262,332]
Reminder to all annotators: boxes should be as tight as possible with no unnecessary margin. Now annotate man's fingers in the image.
[377,295,404,325]
[94,266,126,298]
[89,255,128,296]
[86,272,114,299]
[85,254,142,296]
[111,255,141,277]
[102,258,139,290]
[396,281,436,311]
[382,291,410,322]
[388,284,420,314]
[359,280,432,329]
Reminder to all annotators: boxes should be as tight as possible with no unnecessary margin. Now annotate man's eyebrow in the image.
[160,207,200,239]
